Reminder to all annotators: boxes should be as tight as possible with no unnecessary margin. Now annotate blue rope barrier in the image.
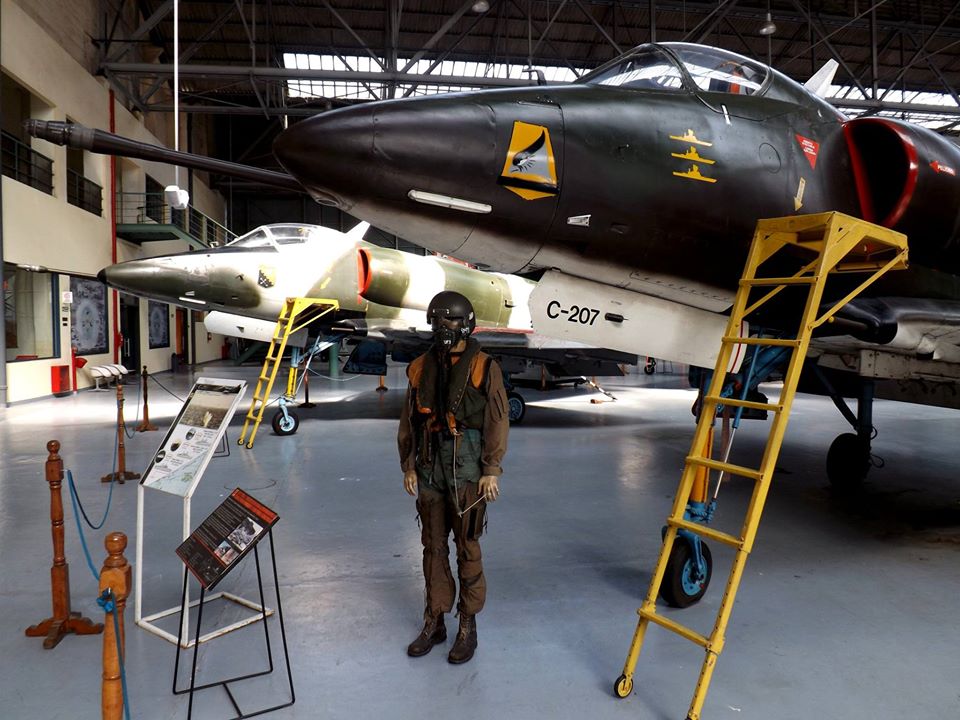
[66,470,107,580]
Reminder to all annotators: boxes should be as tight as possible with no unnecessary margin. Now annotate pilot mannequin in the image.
[397,291,509,664]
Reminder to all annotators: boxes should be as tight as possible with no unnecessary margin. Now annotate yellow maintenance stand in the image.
[238,297,339,449]
[614,212,908,718]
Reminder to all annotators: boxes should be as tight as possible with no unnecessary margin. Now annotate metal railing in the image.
[67,169,102,216]
[115,192,235,248]
[1,130,53,195]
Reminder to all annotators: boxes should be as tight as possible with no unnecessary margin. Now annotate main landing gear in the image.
[817,368,877,491]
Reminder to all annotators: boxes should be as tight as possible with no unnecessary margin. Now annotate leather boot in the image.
[407,611,446,657]
[447,614,477,664]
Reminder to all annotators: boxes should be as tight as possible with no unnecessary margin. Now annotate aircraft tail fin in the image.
[347,221,370,240]
[804,59,839,98]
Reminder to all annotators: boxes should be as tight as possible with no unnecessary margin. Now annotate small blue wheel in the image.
[659,541,712,608]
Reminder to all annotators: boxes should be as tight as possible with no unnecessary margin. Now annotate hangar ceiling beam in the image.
[141,4,237,102]
[107,0,174,63]
[902,31,960,106]
[318,0,387,71]
[574,0,623,55]
[401,4,505,97]
[878,0,960,101]
[684,0,740,44]
[531,0,569,58]
[399,0,477,73]
[789,0,871,99]
[101,62,536,87]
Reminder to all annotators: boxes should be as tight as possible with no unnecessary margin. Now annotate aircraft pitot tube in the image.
[24,120,302,192]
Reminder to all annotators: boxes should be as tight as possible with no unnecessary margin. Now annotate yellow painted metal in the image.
[237,297,339,449]
[615,213,907,718]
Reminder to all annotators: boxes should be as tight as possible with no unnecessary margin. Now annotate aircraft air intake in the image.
[844,117,960,267]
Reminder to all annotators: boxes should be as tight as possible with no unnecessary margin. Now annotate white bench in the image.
[88,363,130,391]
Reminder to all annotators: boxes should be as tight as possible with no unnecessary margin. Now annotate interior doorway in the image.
[119,293,140,371]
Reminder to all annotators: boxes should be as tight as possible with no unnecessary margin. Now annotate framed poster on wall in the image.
[70,277,108,355]
[148,300,170,349]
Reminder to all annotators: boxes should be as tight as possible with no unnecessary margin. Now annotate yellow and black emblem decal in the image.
[257,266,276,288]
[498,121,558,200]
[669,129,717,183]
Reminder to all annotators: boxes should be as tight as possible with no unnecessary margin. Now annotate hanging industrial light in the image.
[759,10,777,36]
[471,0,490,12]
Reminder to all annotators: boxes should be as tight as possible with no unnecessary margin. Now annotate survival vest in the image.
[407,340,491,435]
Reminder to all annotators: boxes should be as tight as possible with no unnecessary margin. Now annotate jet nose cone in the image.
[274,106,377,208]
[97,268,107,284]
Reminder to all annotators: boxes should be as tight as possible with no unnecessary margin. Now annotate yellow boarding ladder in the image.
[237,297,339,449]
[614,212,908,719]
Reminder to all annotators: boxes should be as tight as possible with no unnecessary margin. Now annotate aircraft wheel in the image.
[826,432,870,490]
[614,673,633,698]
[507,391,526,424]
[271,409,300,436]
[644,358,656,375]
[659,541,712,608]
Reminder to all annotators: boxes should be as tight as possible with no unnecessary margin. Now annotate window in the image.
[4,264,58,361]
[225,228,275,250]
[581,47,684,91]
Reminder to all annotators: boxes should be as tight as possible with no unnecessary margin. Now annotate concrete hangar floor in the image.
[0,361,957,720]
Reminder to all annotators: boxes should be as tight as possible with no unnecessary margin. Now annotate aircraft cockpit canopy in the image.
[224,224,318,250]
[582,43,769,97]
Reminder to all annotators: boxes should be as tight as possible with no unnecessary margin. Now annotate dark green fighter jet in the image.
[269,41,960,490]
[27,42,960,486]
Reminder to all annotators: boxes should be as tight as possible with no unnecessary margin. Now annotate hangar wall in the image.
[1,0,227,403]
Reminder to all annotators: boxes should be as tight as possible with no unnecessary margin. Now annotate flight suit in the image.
[398,338,509,618]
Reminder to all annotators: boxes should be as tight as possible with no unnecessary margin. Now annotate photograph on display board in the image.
[70,277,108,354]
[140,379,246,498]
[148,300,170,348]
[177,489,279,589]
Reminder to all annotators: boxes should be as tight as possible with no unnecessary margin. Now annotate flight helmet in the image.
[427,291,476,350]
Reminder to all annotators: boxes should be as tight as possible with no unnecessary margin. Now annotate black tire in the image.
[507,390,526,424]
[271,409,300,436]
[614,673,633,698]
[659,540,712,608]
[826,432,870,490]
[644,358,656,375]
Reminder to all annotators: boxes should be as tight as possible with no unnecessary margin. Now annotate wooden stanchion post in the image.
[99,532,130,720]
[135,366,158,432]
[102,384,141,484]
[26,440,103,648]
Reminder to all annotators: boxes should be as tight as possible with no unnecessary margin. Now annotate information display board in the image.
[176,489,278,590]
[140,377,246,498]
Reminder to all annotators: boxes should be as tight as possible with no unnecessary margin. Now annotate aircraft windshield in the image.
[267,224,312,245]
[581,47,684,91]
[226,229,273,249]
[664,43,767,96]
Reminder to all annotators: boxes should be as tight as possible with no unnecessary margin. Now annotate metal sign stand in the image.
[173,530,294,719]
[134,377,270,647]
[135,484,273,647]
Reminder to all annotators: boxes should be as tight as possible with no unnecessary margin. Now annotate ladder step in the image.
[740,276,817,286]
[258,374,271,381]
[638,607,708,647]
[667,517,744,549]
[704,395,781,413]
[687,456,763,481]
[722,336,800,347]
